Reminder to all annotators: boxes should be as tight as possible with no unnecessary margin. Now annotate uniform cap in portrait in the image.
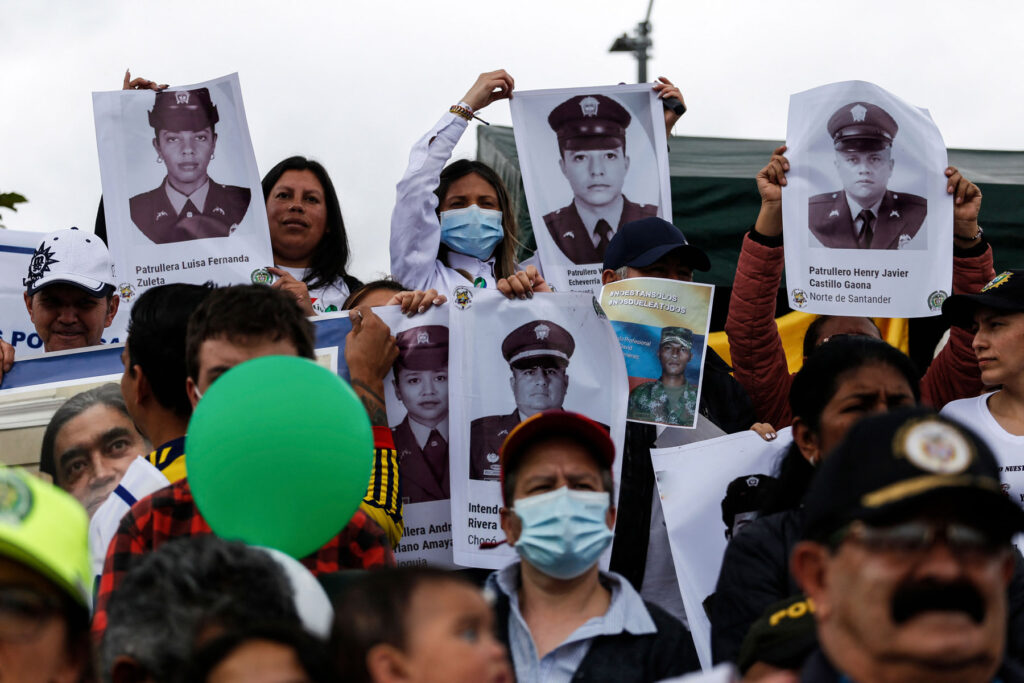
[660,326,694,350]
[501,319,575,369]
[394,325,449,371]
[827,101,898,151]
[548,94,631,152]
[148,87,220,132]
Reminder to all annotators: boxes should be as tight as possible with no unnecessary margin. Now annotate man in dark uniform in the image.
[390,325,450,503]
[469,320,574,480]
[130,88,251,245]
[808,101,927,250]
[628,326,699,427]
[544,94,658,265]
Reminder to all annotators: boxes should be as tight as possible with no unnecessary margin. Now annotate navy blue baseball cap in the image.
[602,217,710,272]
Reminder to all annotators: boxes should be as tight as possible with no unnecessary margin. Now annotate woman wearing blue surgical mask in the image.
[391,70,546,295]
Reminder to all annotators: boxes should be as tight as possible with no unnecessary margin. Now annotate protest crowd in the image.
[1,66,1024,683]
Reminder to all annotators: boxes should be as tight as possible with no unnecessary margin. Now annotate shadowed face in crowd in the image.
[971,308,1024,388]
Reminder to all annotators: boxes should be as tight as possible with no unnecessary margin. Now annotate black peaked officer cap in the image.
[942,270,1024,330]
[548,94,630,152]
[827,101,898,152]
[501,320,575,369]
[603,217,711,273]
[149,88,219,132]
[802,407,1024,543]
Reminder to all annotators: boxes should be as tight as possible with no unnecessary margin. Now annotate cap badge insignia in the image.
[899,419,972,474]
[417,330,430,344]
[23,242,59,288]
[176,91,190,105]
[580,96,599,117]
[850,104,867,122]
[487,453,499,463]
[828,210,839,218]
[534,323,550,340]
[0,472,32,525]
[746,476,760,487]
[982,271,1012,292]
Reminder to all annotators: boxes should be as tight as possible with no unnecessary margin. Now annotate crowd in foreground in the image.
[0,68,1022,682]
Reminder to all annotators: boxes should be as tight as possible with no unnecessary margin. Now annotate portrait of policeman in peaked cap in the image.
[129,88,251,245]
[543,94,657,265]
[808,101,926,250]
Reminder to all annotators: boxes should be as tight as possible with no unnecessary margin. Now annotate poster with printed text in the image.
[600,278,714,429]
[448,290,628,569]
[93,73,273,308]
[782,81,952,317]
[510,84,672,296]
[653,428,793,670]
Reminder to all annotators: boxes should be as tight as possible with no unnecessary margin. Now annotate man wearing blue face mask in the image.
[488,410,699,682]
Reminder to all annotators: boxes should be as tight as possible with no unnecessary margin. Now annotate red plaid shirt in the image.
[92,471,395,637]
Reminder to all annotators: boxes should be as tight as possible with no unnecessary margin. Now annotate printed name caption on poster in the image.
[135,254,252,286]
[617,335,652,362]
[805,266,910,304]
[567,267,601,288]
[466,502,500,546]
[395,522,454,561]
[603,288,688,314]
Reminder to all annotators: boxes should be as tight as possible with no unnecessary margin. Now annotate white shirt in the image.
[390,111,504,296]
[407,416,449,450]
[165,179,210,215]
[844,194,884,238]
[941,392,1024,505]
[575,196,625,247]
[276,265,351,315]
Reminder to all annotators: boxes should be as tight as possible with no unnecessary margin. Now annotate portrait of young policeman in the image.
[628,325,700,427]
[543,94,658,265]
[489,410,699,681]
[791,408,1024,682]
[129,87,251,244]
[808,101,927,250]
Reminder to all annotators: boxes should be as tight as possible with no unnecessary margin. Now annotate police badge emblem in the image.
[898,234,912,249]
[0,471,32,525]
[486,453,499,464]
[175,91,190,105]
[981,271,1013,292]
[580,96,600,117]
[250,268,274,285]
[453,286,473,310]
[897,418,973,474]
[791,289,808,309]
[927,290,948,311]
[119,282,136,303]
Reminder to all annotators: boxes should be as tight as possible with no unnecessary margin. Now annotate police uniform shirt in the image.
[130,177,251,245]
[808,189,926,250]
[165,178,211,215]
[846,193,883,241]
[543,196,658,265]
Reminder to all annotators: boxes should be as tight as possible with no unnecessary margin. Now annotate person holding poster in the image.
[391,325,450,503]
[130,88,251,244]
[809,102,926,250]
[627,326,699,426]
[488,410,699,680]
[727,145,991,429]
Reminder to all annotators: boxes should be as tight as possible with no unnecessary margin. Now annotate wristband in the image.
[450,104,473,121]
[954,225,983,241]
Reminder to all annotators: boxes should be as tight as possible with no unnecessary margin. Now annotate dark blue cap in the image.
[602,217,710,272]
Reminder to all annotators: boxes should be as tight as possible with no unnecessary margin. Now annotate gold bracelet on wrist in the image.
[449,105,473,121]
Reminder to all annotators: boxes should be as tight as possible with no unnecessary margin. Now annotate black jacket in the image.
[800,648,1024,682]
[493,581,701,682]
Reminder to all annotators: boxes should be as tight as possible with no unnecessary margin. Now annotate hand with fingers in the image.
[496,265,552,300]
[460,70,515,112]
[122,69,168,92]
[945,166,984,244]
[387,289,447,317]
[750,422,778,441]
[0,338,13,386]
[268,267,315,316]
[653,76,686,137]
[754,145,789,237]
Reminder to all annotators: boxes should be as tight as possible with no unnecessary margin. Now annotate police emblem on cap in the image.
[580,96,599,117]
[487,453,499,463]
[0,472,32,525]
[250,268,274,285]
[791,289,808,309]
[898,419,973,474]
[927,290,948,311]
[746,476,760,487]
[534,323,550,341]
[982,271,1012,292]
[416,330,430,344]
[119,282,136,302]
[175,91,189,105]
[850,104,867,122]
[23,242,59,289]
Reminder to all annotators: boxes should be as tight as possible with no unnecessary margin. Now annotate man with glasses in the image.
[790,408,1024,681]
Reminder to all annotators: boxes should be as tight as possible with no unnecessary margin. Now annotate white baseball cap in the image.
[23,227,115,296]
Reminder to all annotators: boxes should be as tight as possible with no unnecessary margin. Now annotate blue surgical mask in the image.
[439,205,504,261]
[512,486,613,579]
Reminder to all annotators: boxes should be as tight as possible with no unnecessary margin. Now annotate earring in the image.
[156,156,163,164]
[210,152,215,160]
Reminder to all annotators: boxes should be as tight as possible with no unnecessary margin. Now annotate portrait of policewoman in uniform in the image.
[129,88,251,245]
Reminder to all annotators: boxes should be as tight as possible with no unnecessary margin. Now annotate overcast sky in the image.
[3,0,1022,280]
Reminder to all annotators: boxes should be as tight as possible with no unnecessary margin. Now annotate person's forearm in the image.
[753,200,783,237]
[350,375,388,427]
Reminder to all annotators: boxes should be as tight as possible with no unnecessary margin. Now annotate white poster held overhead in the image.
[448,289,627,568]
[374,305,456,569]
[653,428,793,670]
[510,84,672,296]
[93,73,273,307]
[782,81,952,318]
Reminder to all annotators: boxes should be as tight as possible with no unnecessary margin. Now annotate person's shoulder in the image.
[129,184,164,204]
[888,189,926,207]
[940,393,991,419]
[622,195,659,217]
[809,190,843,205]
[211,181,251,201]
[543,202,574,224]
[630,380,660,397]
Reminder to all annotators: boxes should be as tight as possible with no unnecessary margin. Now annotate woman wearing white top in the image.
[940,270,1024,470]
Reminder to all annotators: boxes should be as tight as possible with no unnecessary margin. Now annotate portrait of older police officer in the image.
[129,87,251,244]
[543,94,657,265]
[808,101,927,250]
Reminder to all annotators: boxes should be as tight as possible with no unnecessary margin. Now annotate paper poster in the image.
[510,84,672,295]
[93,73,273,307]
[653,429,793,669]
[0,229,128,353]
[448,289,628,568]
[600,278,714,429]
[782,81,952,317]
[374,306,456,568]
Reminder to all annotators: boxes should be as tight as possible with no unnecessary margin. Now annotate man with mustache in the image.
[790,408,1024,681]
[809,101,927,250]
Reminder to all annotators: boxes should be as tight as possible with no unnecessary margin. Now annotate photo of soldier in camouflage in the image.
[628,326,698,427]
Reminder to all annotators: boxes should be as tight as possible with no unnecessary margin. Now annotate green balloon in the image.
[187,356,373,559]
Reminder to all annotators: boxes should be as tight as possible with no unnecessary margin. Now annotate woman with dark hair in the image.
[709,336,920,664]
[390,70,543,295]
[262,156,364,315]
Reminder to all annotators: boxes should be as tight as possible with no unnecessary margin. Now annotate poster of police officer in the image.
[652,428,793,669]
[599,277,714,429]
[781,81,953,318]
[510,84,672,296]
[372,305,457,569]
[447,289,627,569]
[93,73,273,308]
